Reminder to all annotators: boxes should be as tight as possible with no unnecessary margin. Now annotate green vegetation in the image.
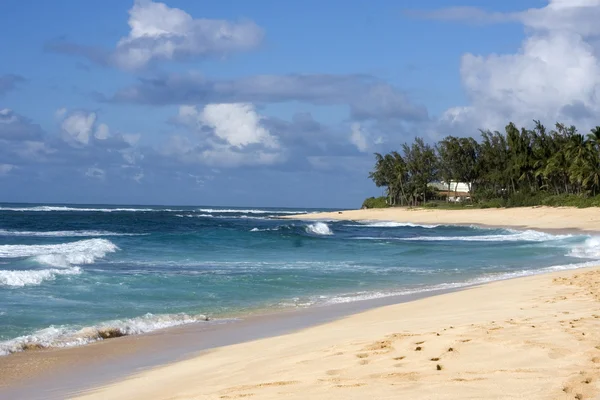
[361,196,389,209]
[367,121,600,208]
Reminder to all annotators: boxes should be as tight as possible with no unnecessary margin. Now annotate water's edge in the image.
[0,282,479,400]
[1,213,598,400]
[2,262,596,400]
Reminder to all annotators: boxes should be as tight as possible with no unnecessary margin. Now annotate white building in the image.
[429,181,471,202]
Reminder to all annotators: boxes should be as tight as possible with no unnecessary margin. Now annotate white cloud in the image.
[85,166,106,180]
[349,123,369,152]
[0,164,14,176]
[61,111,96,146]
[95,123,110,140]
[112,0,264,70]
[198,103,278,149]
[433,0,600,134]
[167,103,284,167]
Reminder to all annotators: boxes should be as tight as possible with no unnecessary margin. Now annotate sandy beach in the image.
[72,265,600,400]
[284,206,600,232]
[3,206,600,400]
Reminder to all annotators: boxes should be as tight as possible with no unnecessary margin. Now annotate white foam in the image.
[306,222,333,235]
[568,237,600,259]
[0,267,81,287]
[0,312,216,356]
[197,208,308,215]
[322,260,599,305]
[0,229,141,237]
[0,206,159,212]
[0,238,119,267]
[355,230,572,243]
[250,227,282,232]
[347,221,440,228]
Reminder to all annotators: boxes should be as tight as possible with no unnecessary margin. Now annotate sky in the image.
[1,0,599,208]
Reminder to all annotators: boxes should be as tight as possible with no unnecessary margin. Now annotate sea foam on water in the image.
[305,222,333,235]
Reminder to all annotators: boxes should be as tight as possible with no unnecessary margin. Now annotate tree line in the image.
[368,122,600,207]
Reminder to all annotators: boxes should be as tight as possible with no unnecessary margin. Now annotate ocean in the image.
[0,203,598,356]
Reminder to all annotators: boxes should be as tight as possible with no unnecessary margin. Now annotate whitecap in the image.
[0,206,158,212]
[0,229,141,237]
[306,222,333,235]
[0,238,119,267]
[0,267,81,287]
[197,208,308,215]
[568,237,600,259]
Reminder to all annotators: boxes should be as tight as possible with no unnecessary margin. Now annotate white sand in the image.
[75,267,600,400]
[284,206,600,232]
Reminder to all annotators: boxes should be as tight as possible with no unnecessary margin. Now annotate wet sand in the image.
[0,286,461,400]
[4,207,600,399]
[72,266,600,400]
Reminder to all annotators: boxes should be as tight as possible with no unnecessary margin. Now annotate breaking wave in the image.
[250,227,280,232]
[568,237,600,259]
[0,312,214,356]
[0,238,118,268]
[0,267,81,287]
[197,208,308,215]
[0,206,159,212]
[305,222,333,236]
[0,229,141,237]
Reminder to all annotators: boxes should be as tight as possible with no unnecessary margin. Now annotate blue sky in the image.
[1,0,598,207]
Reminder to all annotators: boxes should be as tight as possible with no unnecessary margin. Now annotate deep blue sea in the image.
[1,203,598,355]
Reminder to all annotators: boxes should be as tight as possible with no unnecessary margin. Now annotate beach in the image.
[283,206,600,232]
[73,265,600,400]
[2,205,600,399]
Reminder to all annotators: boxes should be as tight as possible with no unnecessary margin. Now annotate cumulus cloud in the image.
[61,111,97,146]
[47,0,264,70]
[0,74,26,96]
[422,0,600,135]
[58,109,140,150]
[166,103,284,167]
[109,73,428,122]
[199,103,279,149]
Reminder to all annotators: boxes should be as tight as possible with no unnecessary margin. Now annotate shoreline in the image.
[73,265,600,399]
[0,284,469,400]
[1,263,598,399]
[2,207,600,398]
[284,206,600,233]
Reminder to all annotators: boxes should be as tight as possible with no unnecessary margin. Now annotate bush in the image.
[361,196,388,209]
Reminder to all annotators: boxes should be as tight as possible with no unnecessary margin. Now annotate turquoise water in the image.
[0,203,598,355]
